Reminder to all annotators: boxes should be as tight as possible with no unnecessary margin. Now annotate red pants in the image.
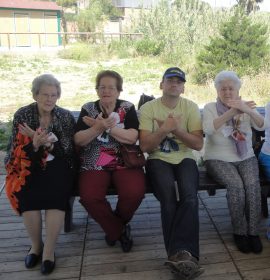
[79,168,146,241]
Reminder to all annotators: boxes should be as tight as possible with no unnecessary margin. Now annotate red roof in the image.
[0,0,61,11]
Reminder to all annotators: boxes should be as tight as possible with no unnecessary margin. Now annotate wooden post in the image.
[7,33,10,50]
[38,33,41,49]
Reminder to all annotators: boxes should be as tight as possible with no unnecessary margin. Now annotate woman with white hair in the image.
[203,70,265,254]
[5,74,76,275]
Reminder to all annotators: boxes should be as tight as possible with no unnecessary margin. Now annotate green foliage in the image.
[195,12,270,84]
[236,0,264,14]
[58,43,109,61]
[0,122,12,151]
[135,38,164,56]
[76,0,120,33]
[56,0,77,7]
[133,0,231,67]
[108,39,136,58]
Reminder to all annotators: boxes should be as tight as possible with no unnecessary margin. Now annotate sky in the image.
[202,0,270,11]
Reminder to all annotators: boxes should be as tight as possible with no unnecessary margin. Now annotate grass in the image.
[0,50,270,150]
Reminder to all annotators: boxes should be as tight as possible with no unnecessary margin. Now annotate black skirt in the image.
[15,158,74,214]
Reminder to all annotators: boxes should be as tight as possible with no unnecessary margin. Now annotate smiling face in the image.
[34,84,59,114]
[97,76,120,105]
[160,76,185,98]
[217,79,239,105]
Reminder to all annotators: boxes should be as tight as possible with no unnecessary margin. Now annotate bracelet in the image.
[106,128,111,134]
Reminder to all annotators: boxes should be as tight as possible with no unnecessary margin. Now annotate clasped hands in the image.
[19,123,56,152]
[154,113,182,134]
[83,112,116,132]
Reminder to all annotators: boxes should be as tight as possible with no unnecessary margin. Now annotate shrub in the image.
[108,39,136,58]
[135,38,164,56]
[58,43,108,61]
[0,121,12,151]
[195,11,270,84]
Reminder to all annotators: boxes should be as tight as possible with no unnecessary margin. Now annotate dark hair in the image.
[31,74,61,98]
[95,70,123,92]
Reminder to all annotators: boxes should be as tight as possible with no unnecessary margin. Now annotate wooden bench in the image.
[64,107,270,232]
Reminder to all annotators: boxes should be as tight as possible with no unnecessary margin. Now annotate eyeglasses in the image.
[97,86,117,92]
[39,93,58,99]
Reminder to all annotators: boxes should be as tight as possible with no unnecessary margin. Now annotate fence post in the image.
[38,33,41,49]
[7,33,10,50]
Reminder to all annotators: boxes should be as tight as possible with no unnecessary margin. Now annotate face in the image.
[97,76,120,104]
[217,79,239,105]
[35,84,59,113]
[160,77,185,98]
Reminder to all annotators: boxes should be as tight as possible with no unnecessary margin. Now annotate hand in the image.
[155,113,181,133]
[227,97,255,114]
[93,113,116,131]
[82,116,96,127]
[19,123,35,138]
[32,128,51,151]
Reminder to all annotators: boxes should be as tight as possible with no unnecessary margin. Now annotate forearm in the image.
[213,109,236,130]
[110,127,138,144]
[173,129,203,151]
[249,110,264,128]
[140,128,168,153]
[74,126,103,147]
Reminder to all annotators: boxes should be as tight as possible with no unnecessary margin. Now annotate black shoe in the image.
[119,224,133,253]
[25,248,42,268]
[105,235,116,246]
[249,235,263,254]
[41,259,55,275]
[233,234,251,253]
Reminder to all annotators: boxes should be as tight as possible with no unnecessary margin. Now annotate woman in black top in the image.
[5,74,76,274]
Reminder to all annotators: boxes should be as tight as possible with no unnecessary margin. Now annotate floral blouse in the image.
[75,99,139,171]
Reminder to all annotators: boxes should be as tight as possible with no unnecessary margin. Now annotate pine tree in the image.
[195,12,269,83]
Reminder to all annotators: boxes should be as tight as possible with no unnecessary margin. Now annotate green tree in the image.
[195,12,270,83]
[236,0,264,14]
[76,0,120,35]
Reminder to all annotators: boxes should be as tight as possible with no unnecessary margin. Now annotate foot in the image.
[233,234,251,253]
[165,250,204,279]
[25,245,43,269]
[41,253,55,275]
[119,224,133,253]
[248,235,263,254]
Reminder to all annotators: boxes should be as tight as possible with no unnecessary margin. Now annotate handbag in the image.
[120,144,146,168]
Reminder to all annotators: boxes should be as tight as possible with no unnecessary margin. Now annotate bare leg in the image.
[22,210,43,254]
[43,209,65,261]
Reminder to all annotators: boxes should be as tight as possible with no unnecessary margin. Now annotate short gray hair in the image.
[214,71,241,91]
[31,74,61,98]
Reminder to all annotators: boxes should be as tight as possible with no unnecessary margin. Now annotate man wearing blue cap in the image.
[139,67,204,279]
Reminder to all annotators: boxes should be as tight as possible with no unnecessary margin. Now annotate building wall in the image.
[0,8,60,48]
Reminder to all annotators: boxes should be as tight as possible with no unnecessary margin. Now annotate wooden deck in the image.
[0,174,270,280]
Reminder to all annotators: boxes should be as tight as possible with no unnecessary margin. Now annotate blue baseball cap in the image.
[162,67,186,82]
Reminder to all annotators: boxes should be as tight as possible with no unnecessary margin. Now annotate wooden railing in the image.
[0,32,144,50]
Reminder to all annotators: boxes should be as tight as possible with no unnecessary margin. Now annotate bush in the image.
[195,12,270,84]
[135,38,164,56]
[108,39,136,58]
[58,43,108,61]
[0,121,12,151]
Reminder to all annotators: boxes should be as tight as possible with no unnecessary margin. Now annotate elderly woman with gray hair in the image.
[202,70,265,254]
[5,74,76,275]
